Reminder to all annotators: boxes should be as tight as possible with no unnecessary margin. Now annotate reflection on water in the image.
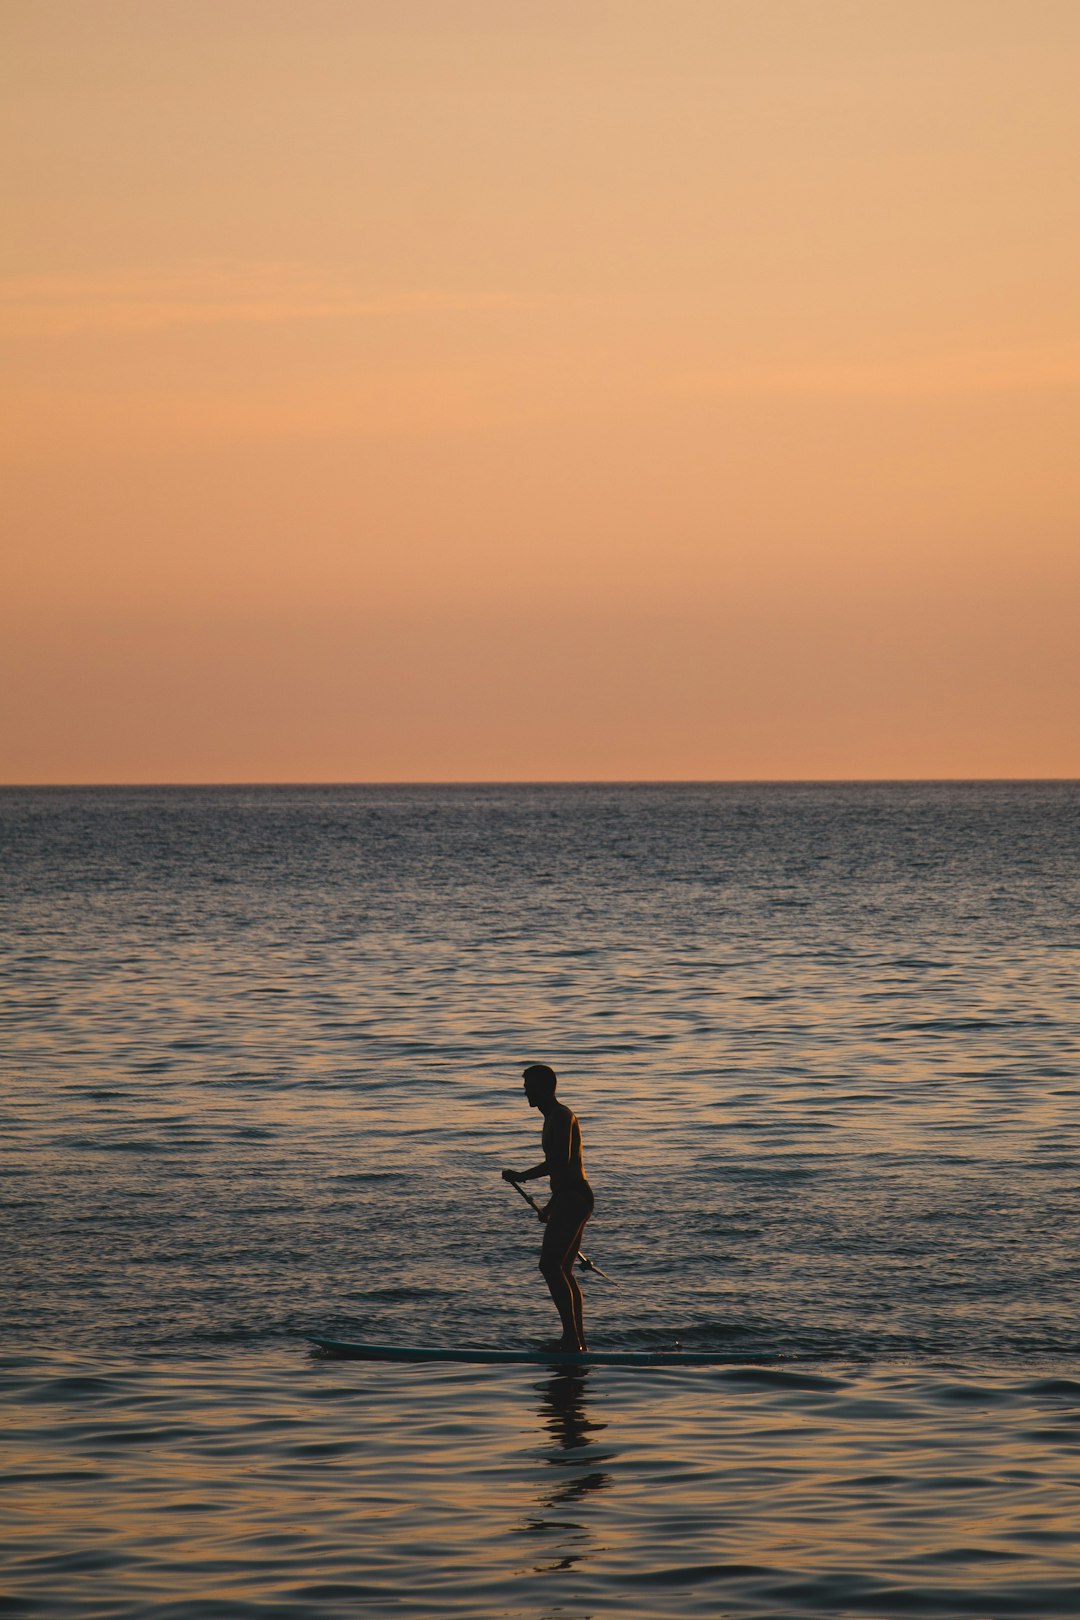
[4,783,1080,1614]
[5,1348,1080,1616]
[522,1367,611,1571]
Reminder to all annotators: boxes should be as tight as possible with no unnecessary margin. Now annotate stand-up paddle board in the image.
[309,1337,785,1367]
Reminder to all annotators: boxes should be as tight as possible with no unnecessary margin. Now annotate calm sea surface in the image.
[3,782,1079,1617]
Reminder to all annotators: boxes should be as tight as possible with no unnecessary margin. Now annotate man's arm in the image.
[502,1162,548,1184]
[502,1108,572,1184]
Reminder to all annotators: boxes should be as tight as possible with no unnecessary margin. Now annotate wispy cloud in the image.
[676,346,1080,399]
[0,265,529,337]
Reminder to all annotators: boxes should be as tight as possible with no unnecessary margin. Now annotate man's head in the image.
[522,1063,557,1108]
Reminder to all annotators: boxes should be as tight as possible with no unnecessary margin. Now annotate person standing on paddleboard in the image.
[502,1064,594,1353]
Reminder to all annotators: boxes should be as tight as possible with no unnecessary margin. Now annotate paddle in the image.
[505,1177,618,1284]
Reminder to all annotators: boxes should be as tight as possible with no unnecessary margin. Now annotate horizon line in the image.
[2,776,1077,790]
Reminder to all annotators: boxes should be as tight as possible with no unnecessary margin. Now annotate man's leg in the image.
[540,1254,579,1346]
[564,1217,590,1350]
[540,1216,586,1349]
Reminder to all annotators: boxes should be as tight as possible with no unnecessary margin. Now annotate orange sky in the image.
[2,1,1078,782]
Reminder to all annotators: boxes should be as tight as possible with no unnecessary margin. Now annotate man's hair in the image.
[522,1063,557,1096]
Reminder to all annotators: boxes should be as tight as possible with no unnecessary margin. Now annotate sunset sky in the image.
[3,0,1078,782]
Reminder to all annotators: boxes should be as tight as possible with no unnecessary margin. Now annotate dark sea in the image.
[3,782,1080,1618]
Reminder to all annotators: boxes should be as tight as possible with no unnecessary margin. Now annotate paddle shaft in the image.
[506,1177,617,1284]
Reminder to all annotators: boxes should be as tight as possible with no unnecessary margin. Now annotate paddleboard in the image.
[309,1336,780,1367]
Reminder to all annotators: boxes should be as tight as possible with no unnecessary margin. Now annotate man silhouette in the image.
[502,1064,595,1352]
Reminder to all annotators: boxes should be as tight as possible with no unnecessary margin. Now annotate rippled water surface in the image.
[3,782,1080,1616]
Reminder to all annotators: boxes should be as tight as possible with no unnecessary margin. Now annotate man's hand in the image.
[501,1169,521,1184]
[537,1203,550,1224]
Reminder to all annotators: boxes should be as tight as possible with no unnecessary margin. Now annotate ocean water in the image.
[3,781,1079,1617]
